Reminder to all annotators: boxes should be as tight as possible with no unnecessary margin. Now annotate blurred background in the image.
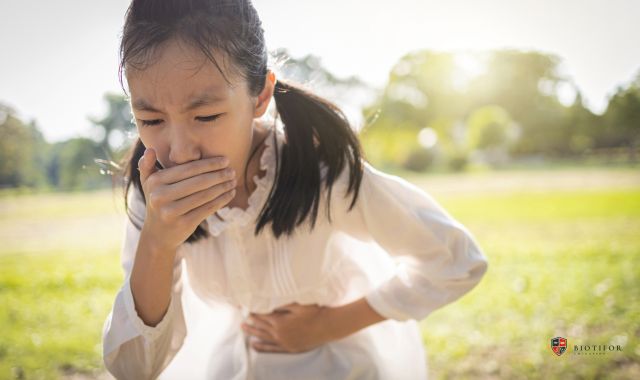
[0,0,638,379]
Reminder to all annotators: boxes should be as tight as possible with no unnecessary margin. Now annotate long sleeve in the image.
[334,160,489,321]
[101,186,187,380]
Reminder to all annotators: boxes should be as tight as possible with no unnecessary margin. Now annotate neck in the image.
[225,123,269,211]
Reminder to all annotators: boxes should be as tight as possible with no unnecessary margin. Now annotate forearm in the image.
[326,296,388,341]
[130,230,177,327]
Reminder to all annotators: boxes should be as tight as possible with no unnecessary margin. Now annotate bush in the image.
[403,147,436,172]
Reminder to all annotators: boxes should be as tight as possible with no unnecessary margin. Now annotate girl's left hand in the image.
[241,302,334,353]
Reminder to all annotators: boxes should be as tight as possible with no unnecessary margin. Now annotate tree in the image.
[465,105,518,166]
[0,103,48,188]
[360,51,470,170]
[602,70,640,162]
[562,92,601,155]
[271,48,376,133]
[361,48,596,171]
[88,92,136,160]
[467,50,574,156]
[47,138,111,191]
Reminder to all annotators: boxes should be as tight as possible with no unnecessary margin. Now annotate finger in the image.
[251,341,288,353]
[155,156,230,185]
[273,302,299,313]
[164,167,236,201]
[167,178,236,216]
[245,316,272,331]
[138,147,159,185]
[249,313,275,327]
[182,187,236,225]
[241,324,277,344]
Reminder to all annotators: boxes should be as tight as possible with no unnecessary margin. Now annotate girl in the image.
[101,0,489,379]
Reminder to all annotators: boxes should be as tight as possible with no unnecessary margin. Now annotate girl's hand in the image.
[241,303,334,353]
[137,147,237,251]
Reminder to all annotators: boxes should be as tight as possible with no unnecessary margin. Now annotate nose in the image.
[168,127,202,166]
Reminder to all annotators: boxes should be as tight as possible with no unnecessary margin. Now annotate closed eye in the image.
[138,114,224,127]
[139,119,162,127]
[197,114,223,123]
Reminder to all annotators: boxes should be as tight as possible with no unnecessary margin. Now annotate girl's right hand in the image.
[137,147,237,251]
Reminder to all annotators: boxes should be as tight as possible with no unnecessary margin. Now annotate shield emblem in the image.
[551,336,567,356]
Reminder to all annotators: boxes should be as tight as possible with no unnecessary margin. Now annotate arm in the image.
[324,296,387,341]
[335,160,489,322]
[102,186,187,380]
[320,157,489,339]
[130,229,177,328]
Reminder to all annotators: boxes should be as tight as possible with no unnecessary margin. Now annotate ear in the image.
[253,70,276,118]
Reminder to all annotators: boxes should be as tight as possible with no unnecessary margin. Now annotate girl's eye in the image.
[139,119,162,127]
[137,114,223,127]
[197,114,223,123]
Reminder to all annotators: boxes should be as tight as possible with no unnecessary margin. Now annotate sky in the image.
[1,0,638,143]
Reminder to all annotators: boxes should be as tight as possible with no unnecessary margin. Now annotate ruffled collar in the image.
[204,127,283,237]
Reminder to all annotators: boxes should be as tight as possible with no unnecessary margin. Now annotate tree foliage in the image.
[361,49,638,171]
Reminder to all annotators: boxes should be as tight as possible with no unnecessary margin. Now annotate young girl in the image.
[101,0,489,379]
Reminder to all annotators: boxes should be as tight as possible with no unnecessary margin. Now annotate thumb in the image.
[138,147,159,185]
[273,302,299,313]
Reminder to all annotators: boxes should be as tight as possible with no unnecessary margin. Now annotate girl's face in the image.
[127,37,274,179]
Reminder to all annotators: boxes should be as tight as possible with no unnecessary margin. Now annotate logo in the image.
[551,336,567,356]
[549,335,625,356]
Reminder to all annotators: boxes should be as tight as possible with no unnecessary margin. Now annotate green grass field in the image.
[1,166,639,379]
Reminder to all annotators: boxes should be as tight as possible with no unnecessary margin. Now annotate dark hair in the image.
[118,0,365,242]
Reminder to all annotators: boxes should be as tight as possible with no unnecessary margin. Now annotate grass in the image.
[0,188,126,379]
[0,252,119,380]
[0,167,639,379]
[420,180,640,378]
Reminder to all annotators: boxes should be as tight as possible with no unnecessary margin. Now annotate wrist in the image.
[139,226,177,259]
[324,297,387,342]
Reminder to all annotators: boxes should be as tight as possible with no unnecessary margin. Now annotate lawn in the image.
[0,166,638,379]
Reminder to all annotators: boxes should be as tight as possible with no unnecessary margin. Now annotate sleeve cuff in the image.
[365,287,413,322]
[122,275,176,343]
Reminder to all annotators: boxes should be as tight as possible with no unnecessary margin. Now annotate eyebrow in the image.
[132,89,227,113]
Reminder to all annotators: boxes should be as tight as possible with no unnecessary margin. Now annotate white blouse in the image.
[102,126,489,380]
